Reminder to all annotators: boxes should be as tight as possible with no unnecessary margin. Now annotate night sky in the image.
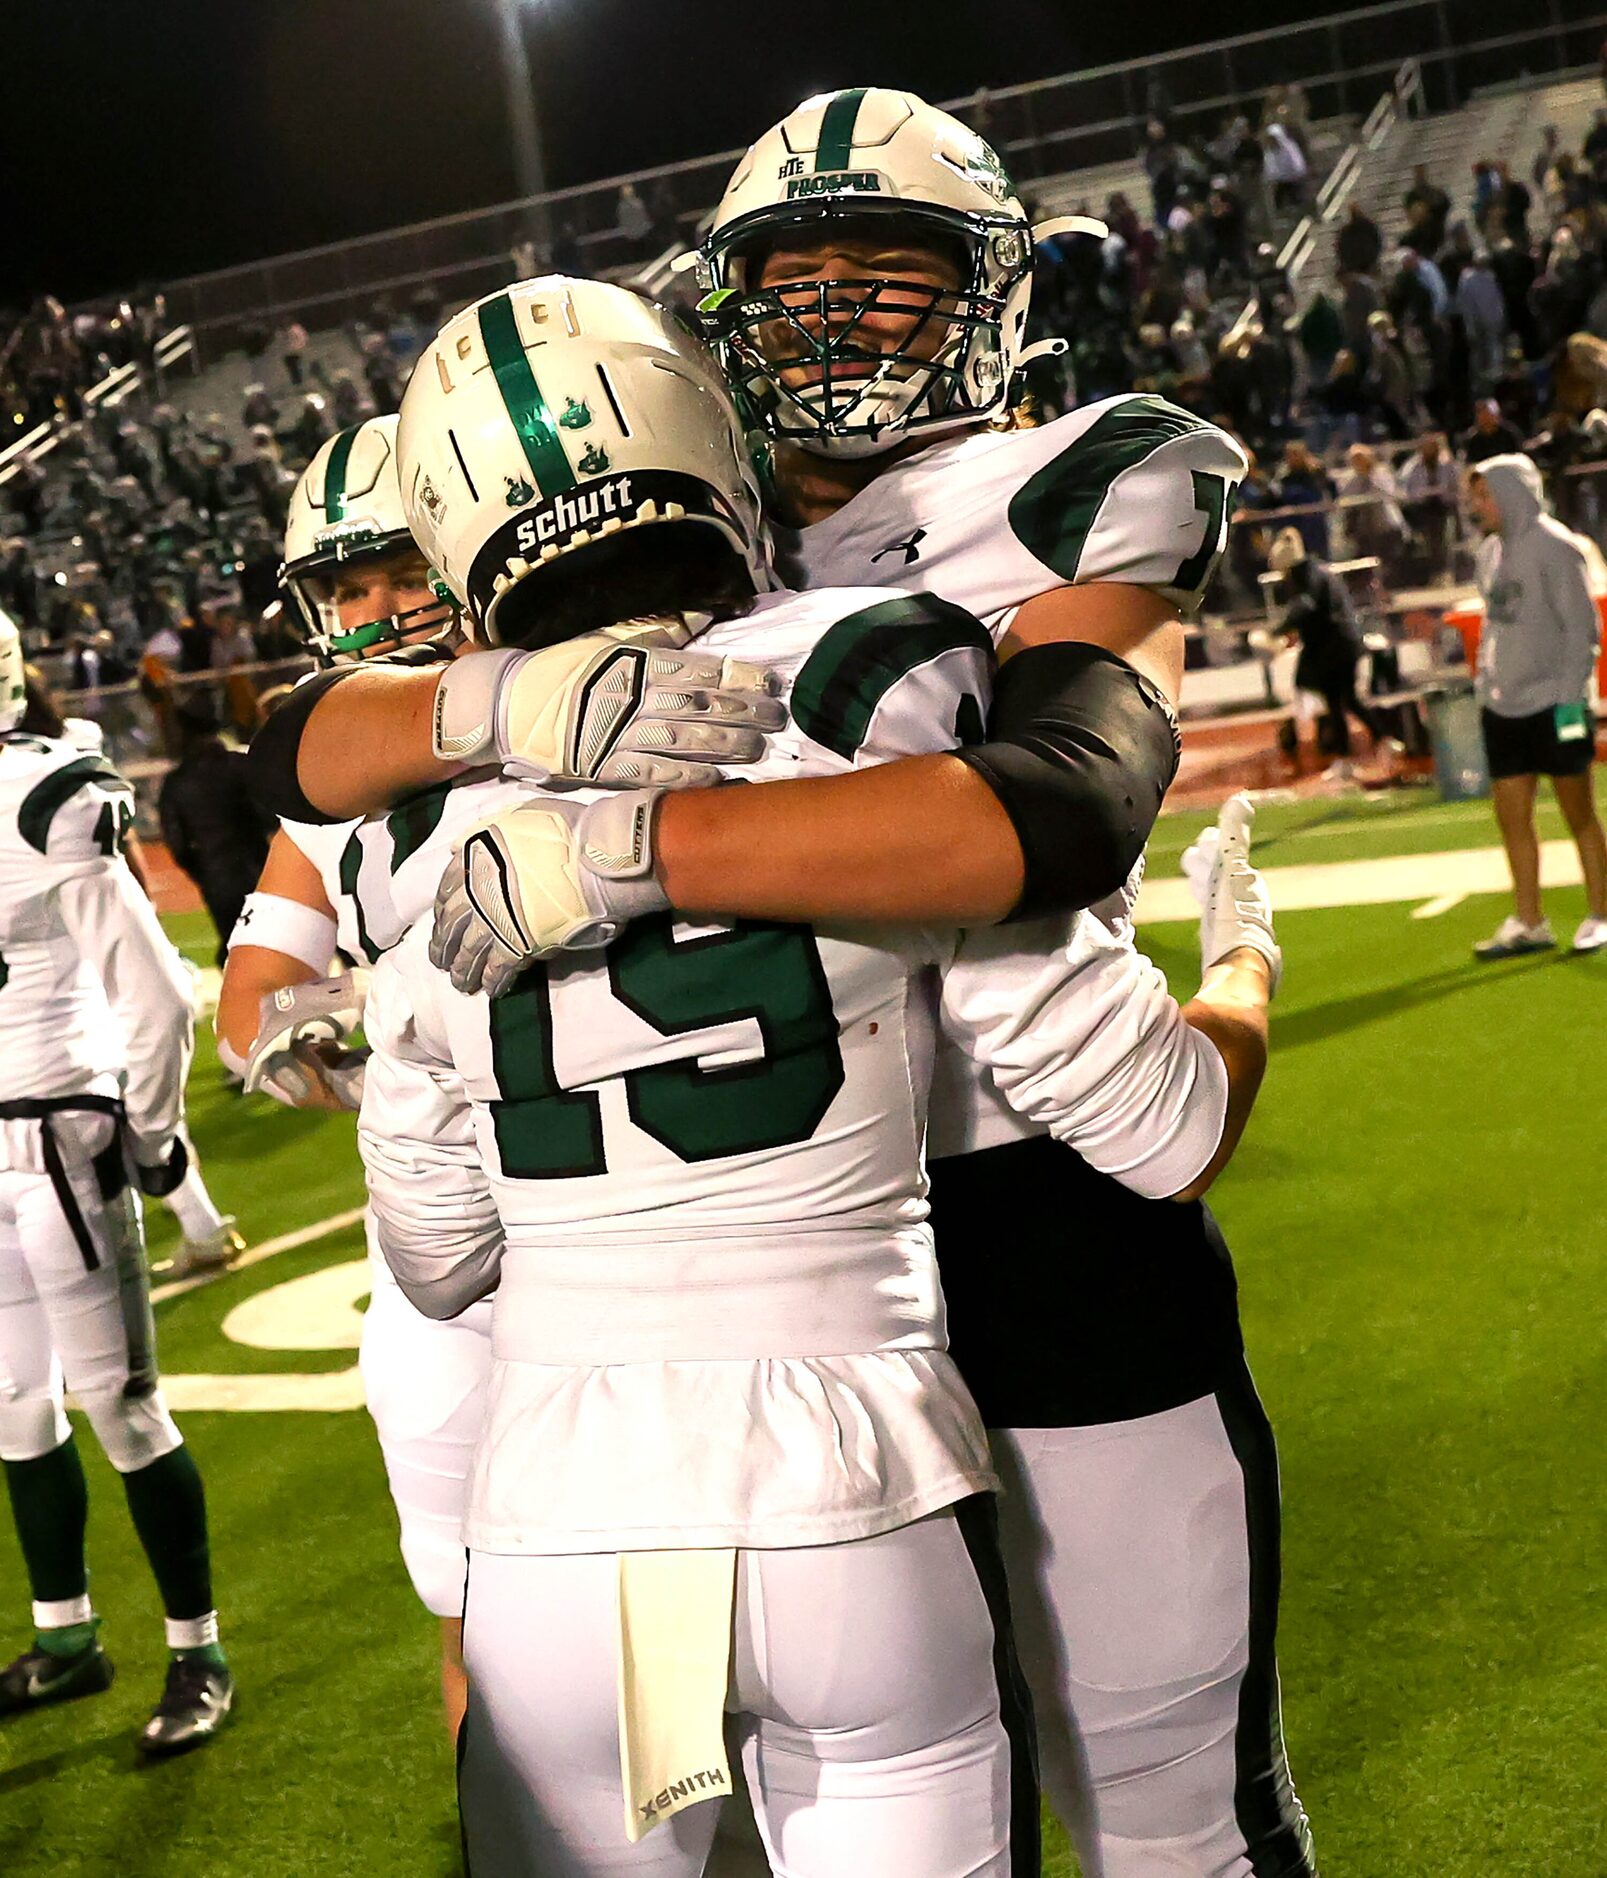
[10,0,1347,306]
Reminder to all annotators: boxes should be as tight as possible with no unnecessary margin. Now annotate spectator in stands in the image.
[1494,161,1532,247]
[1491,236,1541,356]
[1526,409,1595,532]
[1466,455,1607,957]
[1456,249,1509,393]
[616,182,652,256]
[1461,395,1525,462]
[1141,117,1189,228]
[1297,288,1345,385]
[1336,202,1383,277]
[1404,165,1451,256]
[1275,439,1336,558]
[1267,527,1396,770]
[1227,447,1279,604]
[1472,161,1502,234]
[1205,184,1250,283]
[1339,444,1411,574]
[241,383,276,431]
[281,319,310,389]
[1531,125,1563,196]
[1365,311,1425,438]
[1339,268,1384,366]
[157,694,272,965]
[1400,431,1461,577]
[1262,119,1308,214]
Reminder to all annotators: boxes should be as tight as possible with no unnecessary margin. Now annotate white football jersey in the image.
[358,588,1225,1553]
[0,734,195,1159]
[778,394,1247,1160]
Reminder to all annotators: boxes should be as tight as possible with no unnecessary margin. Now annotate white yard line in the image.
[1136,839,1584,925]
[151,1204,367,1306]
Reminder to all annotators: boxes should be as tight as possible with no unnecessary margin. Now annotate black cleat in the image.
[0,1641,116,1716]
[137,1655,235,1758]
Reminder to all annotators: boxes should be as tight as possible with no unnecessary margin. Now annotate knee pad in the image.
[79,1387,183,1474]
[0,1387,71,1463]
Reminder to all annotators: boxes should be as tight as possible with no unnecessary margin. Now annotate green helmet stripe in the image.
[815,88,868,172]
[323,424,361,523]
[477,293,577,495]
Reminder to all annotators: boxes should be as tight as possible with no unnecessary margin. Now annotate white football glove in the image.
[431,790,668,997]
[430,628,787,789]
[243,972,372,1109]
[1181,794,1282,993]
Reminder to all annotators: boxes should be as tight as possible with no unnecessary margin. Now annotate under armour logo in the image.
[871,528,926,565]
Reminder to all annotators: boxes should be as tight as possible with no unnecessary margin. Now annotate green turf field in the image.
[2,794,1604,1875]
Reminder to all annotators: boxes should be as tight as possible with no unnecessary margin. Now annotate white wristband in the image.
[228,892,338,972]
[432,650,525,763]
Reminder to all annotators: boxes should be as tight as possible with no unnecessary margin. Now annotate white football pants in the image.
[459,1501,1038,1878]
[994,1364,1316,1878]
[358,1245,492,1618]
[0,1109,181,1474]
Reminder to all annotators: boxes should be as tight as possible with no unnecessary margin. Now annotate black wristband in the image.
[958,641,1180,919]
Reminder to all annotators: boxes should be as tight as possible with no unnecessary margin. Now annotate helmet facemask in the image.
[280,531,462,667]
[701,205,1030,460]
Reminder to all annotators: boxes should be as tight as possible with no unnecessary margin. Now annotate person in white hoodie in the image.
[1467,453,1607,956]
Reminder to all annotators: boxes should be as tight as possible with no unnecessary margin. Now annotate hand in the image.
[1182,793,1282,992]
[432,634,787,789]
[245,973,369,1108]
[431,790,668,997]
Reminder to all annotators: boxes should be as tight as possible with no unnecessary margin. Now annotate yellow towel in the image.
[616,1548,737,1843]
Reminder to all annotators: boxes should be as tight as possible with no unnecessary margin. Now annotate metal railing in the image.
[148,0,1607,349]
[0,326,197,488]
[1225,56,1426,345]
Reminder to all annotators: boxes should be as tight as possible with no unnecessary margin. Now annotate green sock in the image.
[121,1444,214,1621]
[37,1618,100,1660]
[4,1437,90,1605]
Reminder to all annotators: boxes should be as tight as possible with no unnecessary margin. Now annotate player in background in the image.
[21,663,244,1278]
[684,92,1315,1878]
[353,278,1277,1876]
[0,613,233,1753]
[215,416,779,1735]
[382,97,1310,1878]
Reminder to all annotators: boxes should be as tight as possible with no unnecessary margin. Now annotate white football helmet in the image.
[698,87,1101,458]
[397,277,767,646]
[0,609,25,734]
[280,415,459,663]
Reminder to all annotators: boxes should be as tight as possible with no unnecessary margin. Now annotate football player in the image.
[215,416,779,1736]
[241,100,1311,1877]
[20,667,244,1280]
[352,279,1276,1875]
[690,93,1314,1878]
[0,611,233,1753]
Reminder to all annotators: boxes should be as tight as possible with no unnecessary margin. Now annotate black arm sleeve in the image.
[242,666,356,824]
[242,643,453,825]
[956,641,1181,920]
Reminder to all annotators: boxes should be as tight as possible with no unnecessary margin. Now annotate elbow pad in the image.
[243,667,353,824]
[958,642,1180,919]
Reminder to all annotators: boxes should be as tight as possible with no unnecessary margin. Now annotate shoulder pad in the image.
[792,591,992,762]
[15,749,135,860]
[1007,397,1247,612]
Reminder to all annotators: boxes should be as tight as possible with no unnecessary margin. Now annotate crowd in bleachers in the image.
[0,295,448,727]
[1023,84,1607,609]
[10,77,1607,706]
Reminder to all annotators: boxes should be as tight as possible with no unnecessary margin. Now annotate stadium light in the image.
[493,0,550,241]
